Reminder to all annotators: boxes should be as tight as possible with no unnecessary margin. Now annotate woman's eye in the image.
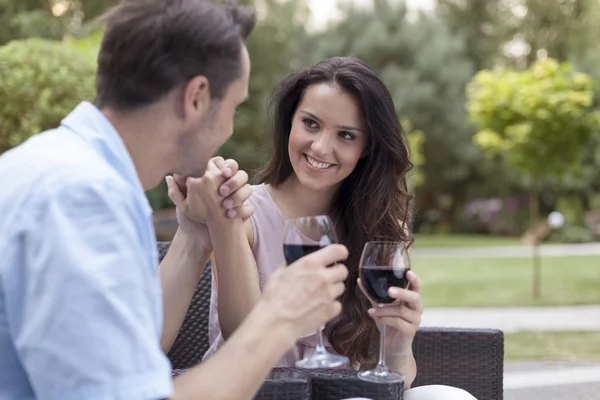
[339,131,355,140]
[303,118,318,129]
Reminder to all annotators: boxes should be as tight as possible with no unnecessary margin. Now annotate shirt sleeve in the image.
[4,181,173,400]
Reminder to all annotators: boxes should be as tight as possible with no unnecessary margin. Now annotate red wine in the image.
[360,266,410,304]
[283,244,324,265]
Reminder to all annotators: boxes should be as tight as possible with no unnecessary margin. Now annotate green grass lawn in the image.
[413,234,521,248]
[505,331,600,361]
[416,255,600,307]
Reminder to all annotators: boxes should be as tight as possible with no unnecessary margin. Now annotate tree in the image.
[437,0,600,68]
[216,0,310,174]
[436,0,517,70]
[0,38,96,154]
[467,58,600,297]
[308,0,477,227]
[467,58,600,226]
[518,0,599,65]
[0,0,310,211]
[404,120,424,191]
[0,0,118,45]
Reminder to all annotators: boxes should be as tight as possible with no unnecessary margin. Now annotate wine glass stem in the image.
[315,326,327,354]
[377,320,389,371]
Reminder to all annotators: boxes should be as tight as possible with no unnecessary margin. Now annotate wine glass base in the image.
[357,368,404,384]
[295,353,349,369]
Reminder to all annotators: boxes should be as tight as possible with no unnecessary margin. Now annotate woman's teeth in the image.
[306,155,332,169]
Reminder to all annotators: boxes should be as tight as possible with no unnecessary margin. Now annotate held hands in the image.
[261,244,349,341]
[358,271,423,358]
[165,157,254,252]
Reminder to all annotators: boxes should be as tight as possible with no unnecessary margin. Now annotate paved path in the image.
[412,242,600,259]
[505,381,600,400]
[421,305,600,333]
[503,361,600,400]
[411,242,600,398]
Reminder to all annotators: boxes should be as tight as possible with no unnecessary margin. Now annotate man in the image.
[0,1,348,399]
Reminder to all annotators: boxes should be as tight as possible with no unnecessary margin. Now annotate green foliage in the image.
[402,119,424,191]
[436,0,516,70]
[437,0,600,68]
[467,58,600,181]
[65,29,103,54]
[547,223,595,243]
[308,0,477,195]
[216,0,309,175]
[517,0,599,64]
[0,0,119,45]
[0,37,96,153]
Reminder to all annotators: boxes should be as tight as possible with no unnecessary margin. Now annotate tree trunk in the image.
[529,188,539,228]
[530,186,541,299]
[532,241,541,299]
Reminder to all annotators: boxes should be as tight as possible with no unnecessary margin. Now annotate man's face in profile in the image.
[177,45,251,177]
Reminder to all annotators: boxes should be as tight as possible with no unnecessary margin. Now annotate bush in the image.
[546,224,595,244]
[0,38,96,154]
[0,36,176,211]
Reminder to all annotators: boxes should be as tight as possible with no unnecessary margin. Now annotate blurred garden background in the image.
[1,0,600,371]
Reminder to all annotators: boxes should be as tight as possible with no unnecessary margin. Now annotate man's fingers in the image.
[300,244,349,269]
[326,301,343,321]
[330,281,346,299]
[166,176,185,206]
[172,174,188,197]
[322,263,349,284]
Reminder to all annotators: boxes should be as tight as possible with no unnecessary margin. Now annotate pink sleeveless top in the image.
[202,184,332,366]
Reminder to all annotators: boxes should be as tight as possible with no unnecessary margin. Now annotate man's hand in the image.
[170,244,349,400]
[259,244,349,342]
[165,157,254,251]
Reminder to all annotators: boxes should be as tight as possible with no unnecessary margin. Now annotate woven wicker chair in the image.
[159,241,504,400]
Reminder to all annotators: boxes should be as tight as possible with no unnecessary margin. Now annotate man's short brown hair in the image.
[95,0,256,110]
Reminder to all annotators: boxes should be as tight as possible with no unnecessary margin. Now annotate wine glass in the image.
[357,240,411,383]
[282,215,349,369]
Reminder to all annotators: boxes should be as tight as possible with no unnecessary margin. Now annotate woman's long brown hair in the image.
[257,57,414,366]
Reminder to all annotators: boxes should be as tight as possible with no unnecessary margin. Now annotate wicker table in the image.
[160,242,504,400]
[174,367,404,400]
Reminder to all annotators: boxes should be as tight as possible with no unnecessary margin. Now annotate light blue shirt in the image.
[0,102,173,400]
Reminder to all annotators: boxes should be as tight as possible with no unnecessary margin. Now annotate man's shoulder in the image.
[0,129,133,230]
[1,128,130,194]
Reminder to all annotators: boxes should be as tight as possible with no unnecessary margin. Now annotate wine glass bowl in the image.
[282,215,349,369]
[357,241,411,383]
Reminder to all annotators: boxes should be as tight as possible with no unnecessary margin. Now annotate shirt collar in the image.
[60,101,152,215]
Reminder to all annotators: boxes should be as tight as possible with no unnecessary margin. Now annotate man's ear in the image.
[183,75,211,117]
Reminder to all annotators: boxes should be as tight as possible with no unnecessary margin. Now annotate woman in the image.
[193,57,476,399]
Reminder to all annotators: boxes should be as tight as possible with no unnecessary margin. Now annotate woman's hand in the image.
[166,157,254,251]
[358,270,423,358]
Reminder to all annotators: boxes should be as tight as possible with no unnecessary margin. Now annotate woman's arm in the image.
[159,160,253,352]
[209,218,263,339]
[159,229,211,352]
[182,162,260,339]
[386,349,417,389]
[172,244,349,400]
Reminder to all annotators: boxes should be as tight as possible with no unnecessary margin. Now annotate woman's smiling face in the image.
[288,83,367,192]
